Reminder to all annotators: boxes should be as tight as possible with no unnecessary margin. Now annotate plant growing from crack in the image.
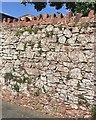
[15,29,25,36]
[12,82,20,92]
[4,72,13,80]
[34,89,39,97]
[91,105,96,119]
[58,24,62,30]
[77,94,88,105]
[33,28,38,34]
[42,85,46,93]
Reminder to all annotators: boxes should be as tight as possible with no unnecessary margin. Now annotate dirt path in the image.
[2,100,51,118]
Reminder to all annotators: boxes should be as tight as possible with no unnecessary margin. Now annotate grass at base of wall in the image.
[91,106,96,119]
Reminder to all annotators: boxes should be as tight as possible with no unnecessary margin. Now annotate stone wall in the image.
[0,11,95,118]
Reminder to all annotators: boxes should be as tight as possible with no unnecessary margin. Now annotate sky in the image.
[1,2,68,18]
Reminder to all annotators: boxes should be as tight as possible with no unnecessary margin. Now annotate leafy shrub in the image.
[58,25,62,30]
[12,82,20,92]
[4,72,13,80]
[34,89,39,96]
[15,30,24,36]
[42,85,46,93]
[33,28,38,34]
[91,106,96,119]
[23,76,29,83]
[45,31,50,37]
[28,29,33,34]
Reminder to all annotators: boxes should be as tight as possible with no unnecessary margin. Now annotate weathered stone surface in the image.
[72,27,79,33]
[58,36,66,44]
[70,68,82,79]
[46,25,54,32]
[23,31,29,36]
[16,42,25,51]
[63,29,72,38]
[0,20,94,118]
[26,47,34,58]
[67,35,77,44]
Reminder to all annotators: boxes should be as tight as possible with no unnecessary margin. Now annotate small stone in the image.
[26,47,34,58]
[72,27,79,33]
[70,68,82,79]
[67,35,77,44]
[15,59,21,66]
[49,64,56,70]
[12,55,17,60]
[80,106,86,110]
[16,42,25,51]
[46,25,54,32]
[58,36,66,44]
[71,104,78,109]
[63,29,72,38]
[84,115,91,118]
[23,31,29,36]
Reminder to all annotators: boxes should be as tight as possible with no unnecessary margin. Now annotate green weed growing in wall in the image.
[91,106,96,119]
[4,72,13,80]
[34,89,39,97]
[15,29,25,36]
[58,24,62,30]
[12,82,20,92]
[33,28,38,34]
[42,85,46,93]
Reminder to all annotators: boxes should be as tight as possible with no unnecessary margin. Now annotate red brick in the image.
[66,12,72,19]
[57,13,63,18]
[3,18,7,23]
[88,10,94,18]
[43,14,49,20]
[7,18,12,23]
[37,14,42,20]
[24,17,30,22]
[50,14,56,19]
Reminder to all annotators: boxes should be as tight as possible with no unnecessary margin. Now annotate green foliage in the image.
[34,89,39,96]
[27,28,38,34]
[58,25,62,30]
[33,28,38,34]
[22,76,29,83]
[77,94,87,105]
[21,2,95,16]
[82,22,90,29]
[12,82,20,92]
[27,28,33,34]
[91,106,96,119]
[4,72,13,80]
[78,94,85,100]
[45,31,53,38]
[42,85,46,93]
[15,29,24,36]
